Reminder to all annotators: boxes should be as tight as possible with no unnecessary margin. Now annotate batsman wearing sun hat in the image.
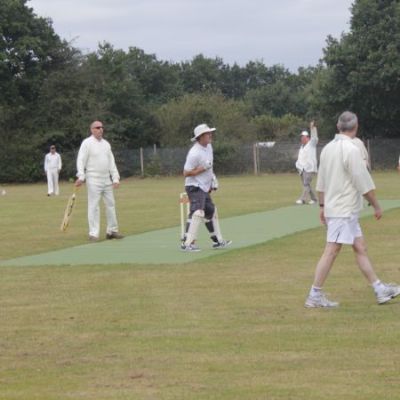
[181,123,232,252]
[295,120,319,205]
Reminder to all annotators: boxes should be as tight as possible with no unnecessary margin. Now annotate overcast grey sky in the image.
[28,0,354,71]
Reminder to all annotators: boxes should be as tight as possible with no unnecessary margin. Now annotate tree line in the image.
[1,0,400,182]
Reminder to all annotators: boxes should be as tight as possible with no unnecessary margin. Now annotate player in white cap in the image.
[295,121,319,205]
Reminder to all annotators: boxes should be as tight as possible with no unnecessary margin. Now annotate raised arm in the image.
[310,120,318,143]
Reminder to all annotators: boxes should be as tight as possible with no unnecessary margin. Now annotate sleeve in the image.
[310,126,318,145]
[184,149,200,171]
[315,151,325,193]
[346,146,375,194]
[44,155,48,172]
[76,141,88,181]
[58,154,62,170]
[360,145,369,165]
[353,138,369,166]
[109,147,120,183]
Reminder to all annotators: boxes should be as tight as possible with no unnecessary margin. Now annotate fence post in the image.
[253,143,257,175]
[253,143,258,175]
[140,147,144,177]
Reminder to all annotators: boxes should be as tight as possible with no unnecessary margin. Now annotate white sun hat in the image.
[191,123,216,142]
[301,130,309,136]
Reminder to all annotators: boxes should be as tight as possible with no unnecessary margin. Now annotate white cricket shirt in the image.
[44,152,62,171]
[316,134,375,217]
[76,135,120,183]
[184,142,214,193]
[295,127,318,173]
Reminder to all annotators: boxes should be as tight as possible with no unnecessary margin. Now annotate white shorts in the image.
[326,214,363,245]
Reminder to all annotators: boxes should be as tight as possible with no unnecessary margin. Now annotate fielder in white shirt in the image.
[181,123,231,252]
[75,121,123,241]
[305,111,400,308]
[44,145,62,196]
[295,121,318,205]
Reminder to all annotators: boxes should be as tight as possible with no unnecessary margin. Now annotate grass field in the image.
[1,173,400,399]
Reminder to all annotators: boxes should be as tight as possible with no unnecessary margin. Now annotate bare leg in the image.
[352,236,379,284]
[312,242,342,287]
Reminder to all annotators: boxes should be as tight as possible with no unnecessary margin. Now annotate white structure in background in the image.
[253,142,276,174]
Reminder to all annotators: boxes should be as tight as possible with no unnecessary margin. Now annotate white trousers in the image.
[86,179,119,238]
[46,169,59,195]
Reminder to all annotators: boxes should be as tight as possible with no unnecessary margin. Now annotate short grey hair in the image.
[337,111,358,132]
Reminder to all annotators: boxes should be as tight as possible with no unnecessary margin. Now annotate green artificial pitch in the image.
[2,200,400,267]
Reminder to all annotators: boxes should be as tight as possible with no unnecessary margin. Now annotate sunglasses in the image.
[93,126,104,129]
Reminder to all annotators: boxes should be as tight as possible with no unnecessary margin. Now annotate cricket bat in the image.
[60,187,78,232]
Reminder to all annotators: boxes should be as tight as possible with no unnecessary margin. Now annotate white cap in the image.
[301,130,309,137]
[191,124,216,142]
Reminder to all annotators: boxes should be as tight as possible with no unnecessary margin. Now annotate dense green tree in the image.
[218,63,248,99]
[0,0,70,112]
[70,43,183,148]
[153,93,254,146]
[252,113,306,140]
[9,0,398,180]
[180,55,226,94]
[317,0,400,137]
[244,62,289,89]
[124,46,183,104]
[34,48,106,150]
[0,0,75,182]
[244,65,315,118]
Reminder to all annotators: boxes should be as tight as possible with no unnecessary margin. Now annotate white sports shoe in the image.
[180,243,201,252]
[295,199,305,205]
[212,240,232,249]
[308,200,316,205]
[305,292,339,308]
[375,283,400,304]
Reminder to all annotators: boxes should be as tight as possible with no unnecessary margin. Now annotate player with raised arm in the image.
[295,120,318,205]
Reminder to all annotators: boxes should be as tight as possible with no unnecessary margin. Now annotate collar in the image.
[91,134,103,142]
[334,133,352,141]
[194,142,209,150]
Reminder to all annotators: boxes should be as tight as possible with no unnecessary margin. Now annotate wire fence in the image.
[49,138,400,182]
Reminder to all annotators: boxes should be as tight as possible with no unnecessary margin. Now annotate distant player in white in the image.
[181,123,231,252]
[75,121,123,241]
[44,145,62,196]
[295,121,318,204]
